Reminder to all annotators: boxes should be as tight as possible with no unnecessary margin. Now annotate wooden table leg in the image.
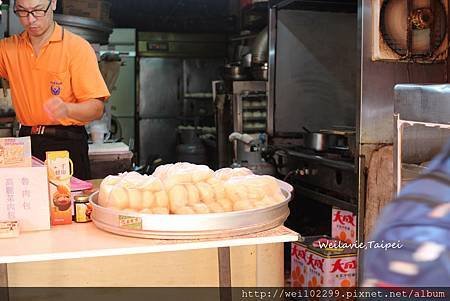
[218,247,232,301]
[0,263,9,301]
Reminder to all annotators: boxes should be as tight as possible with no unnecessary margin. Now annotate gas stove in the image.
[275,144,357,212]
[287,144,354,161]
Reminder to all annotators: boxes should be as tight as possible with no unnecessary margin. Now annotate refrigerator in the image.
[100,28,136,148]
[138,57,182,165]
[137,32,226,165]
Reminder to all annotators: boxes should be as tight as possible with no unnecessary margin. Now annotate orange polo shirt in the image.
[0,22,110,126]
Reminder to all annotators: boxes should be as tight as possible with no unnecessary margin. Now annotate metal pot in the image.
[304,132,328,151]
[302,127,356,154]
[223,63,248,81]
[302,127,327,151]
[241,53,252,68]
[320,128,356,156]
[251,63,268,81]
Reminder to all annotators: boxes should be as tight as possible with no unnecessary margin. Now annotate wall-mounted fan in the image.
[372,0,448,63]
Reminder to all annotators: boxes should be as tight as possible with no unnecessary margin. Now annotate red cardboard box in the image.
[291,241,309,287]
[332,207,357,243]
[291,236,357,288]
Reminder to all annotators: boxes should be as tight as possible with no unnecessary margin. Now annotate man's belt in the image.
[20,125,87,140]
[30,125,46,135]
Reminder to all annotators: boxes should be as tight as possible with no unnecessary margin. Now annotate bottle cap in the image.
[74,195,90,203]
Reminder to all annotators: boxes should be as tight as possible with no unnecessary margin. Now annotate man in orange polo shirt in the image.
[0,0,110,179]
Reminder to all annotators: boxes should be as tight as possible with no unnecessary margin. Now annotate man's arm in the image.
[44,96,104,124]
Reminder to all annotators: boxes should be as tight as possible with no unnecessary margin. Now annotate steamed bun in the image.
[97,164,287,215]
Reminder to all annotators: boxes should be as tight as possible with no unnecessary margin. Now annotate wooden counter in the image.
[0,223,298,265]
[0,223,298,300]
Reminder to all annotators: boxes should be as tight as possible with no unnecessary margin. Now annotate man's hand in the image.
[44,96,70,122]
[43,97,104,124]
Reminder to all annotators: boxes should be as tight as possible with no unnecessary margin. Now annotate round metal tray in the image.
[89,186,292,239]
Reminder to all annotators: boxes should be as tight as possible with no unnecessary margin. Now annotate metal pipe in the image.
[268,8,277,136]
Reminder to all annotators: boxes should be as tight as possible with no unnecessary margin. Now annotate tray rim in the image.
[91,211,290,239]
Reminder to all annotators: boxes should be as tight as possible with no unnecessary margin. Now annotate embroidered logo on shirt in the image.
[50,81,62,96]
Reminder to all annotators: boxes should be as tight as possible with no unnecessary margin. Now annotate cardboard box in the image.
[291,236,357,288]
[290,241,309,287]
[62,0,112,23]
[331,207,357,243]
[46,151,73,225]
[32,156,93,219]
[0,166,50,231]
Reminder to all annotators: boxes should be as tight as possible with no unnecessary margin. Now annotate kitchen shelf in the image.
[243,116,267,121]
[244,127,267,132]
[243,106,267,110]
[241,94,267,98]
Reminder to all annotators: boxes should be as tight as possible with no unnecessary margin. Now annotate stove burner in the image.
[287,145,354,162]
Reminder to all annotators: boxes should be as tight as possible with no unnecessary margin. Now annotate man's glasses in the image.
[14,1,52,18]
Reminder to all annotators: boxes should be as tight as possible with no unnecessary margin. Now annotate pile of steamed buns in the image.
[98,163,286,215]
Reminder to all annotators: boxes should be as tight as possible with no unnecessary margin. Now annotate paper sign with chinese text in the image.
[0,166,50,231]
[0,137,32,168]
